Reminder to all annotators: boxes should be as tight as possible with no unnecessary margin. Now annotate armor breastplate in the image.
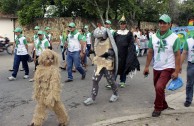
[93,38,114,75]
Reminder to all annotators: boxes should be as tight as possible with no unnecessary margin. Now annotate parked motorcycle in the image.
[0,37,13,55]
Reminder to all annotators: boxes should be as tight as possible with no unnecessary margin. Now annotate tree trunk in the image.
[105,0,110,20]
[94,0,104,25]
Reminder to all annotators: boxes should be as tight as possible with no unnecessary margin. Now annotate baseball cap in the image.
[14,27,22,32]
[159,14,171,23]
[68,22,76,28]
[105,20,111,25]
[45,26,51,30]
[34,26,40,30]
[84,25,88,29]
[37,30,44,35]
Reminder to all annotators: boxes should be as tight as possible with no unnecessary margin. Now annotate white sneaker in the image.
[84,98,95,106]
[29,78,34,82]
[23,75,29,79]
[8,76,16,81]
[109,94,119,102]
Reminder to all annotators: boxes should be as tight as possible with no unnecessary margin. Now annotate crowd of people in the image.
[5,14,194,124]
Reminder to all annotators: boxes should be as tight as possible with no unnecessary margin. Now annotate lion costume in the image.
[29,49,69,126]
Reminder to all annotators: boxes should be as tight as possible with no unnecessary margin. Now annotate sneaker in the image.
[23,75,29,79]
[105,84,111,89]
[152,110,161,117]
[184,101,191,107]
[119,82,125,88]
[8,76,16,81]
[20,68,24,71]
[64,79,73,83]
[109,94,119,102]
[84,98,95,106]
[9,69,14,72]
[81,73,86,80]
[29,78,34,82]
[72,69,76,72]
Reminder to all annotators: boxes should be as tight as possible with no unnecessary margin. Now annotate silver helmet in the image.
[93,27,107,39]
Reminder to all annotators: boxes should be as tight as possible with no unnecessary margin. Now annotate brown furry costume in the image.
[29,49,69,126]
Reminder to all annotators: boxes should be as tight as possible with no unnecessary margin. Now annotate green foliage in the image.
[178,0,194,25]
[17,0,46,25]
[0,0,19,14]
[0,0,193,26]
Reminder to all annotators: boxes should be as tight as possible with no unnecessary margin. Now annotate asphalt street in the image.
[0,44,187,126]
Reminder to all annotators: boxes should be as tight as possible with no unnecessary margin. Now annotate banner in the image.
[171,26,194,48]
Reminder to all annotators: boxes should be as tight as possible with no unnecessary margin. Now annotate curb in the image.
[89,109,194,126]
[89,90,194,126]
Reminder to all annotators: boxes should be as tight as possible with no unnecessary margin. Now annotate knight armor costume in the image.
[83,26,119,105]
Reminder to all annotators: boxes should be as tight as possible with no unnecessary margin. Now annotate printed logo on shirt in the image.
[155,39,168,52]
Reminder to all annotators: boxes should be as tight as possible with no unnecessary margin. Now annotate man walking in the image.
[143,14,181,117]
[181,36,194,107]
[114,16,140,88]
[65,22,86,82]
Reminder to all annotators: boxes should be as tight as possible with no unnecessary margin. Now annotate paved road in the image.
[0,45,187,126]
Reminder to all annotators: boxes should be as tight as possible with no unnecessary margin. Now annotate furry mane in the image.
[38,49,59,67]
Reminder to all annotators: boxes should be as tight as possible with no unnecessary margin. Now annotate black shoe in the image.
[65,79,73,83]
[152,111,161,117]
[81,73,86,80]
[184,101,191,107]
[163,106,175,111]
[60,67,66,70]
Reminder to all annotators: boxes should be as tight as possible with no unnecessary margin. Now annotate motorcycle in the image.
[0,37,13,55]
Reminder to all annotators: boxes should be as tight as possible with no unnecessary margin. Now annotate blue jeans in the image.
[120,74,126,83]
[186,62,194,103]
[115,73,126,83]
[12,54,29,78]
[66,51,85,80]
[12,49,24,69]
[84,49,89,65]
[60,46,66,61]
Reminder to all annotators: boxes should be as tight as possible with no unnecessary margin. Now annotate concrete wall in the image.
[0,18,15,42]
[14,17,158,43]
[15,17,90,43]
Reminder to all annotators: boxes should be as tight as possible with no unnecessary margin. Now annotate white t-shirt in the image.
[16,36,28,55]
[60,35,64,46]
[133,31,141,38]
[184,38,194,63]
[149,33,180,70]
[35,39,50,56]
[67,32,81,52]
[85,32,91,45]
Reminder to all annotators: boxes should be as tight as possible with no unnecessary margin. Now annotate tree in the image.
[178,0,194,25]
[17,0,49,25]
[0,0,19,14]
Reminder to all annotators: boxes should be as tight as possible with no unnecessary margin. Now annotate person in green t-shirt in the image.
[143,14,181,117]
[44,26,52,50]
[57,30,69,70]
[64,22,86,82]
[105,20,115,36]
[181,37,194,107]
[8,27,29,81]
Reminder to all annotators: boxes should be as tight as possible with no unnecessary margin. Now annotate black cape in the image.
[114,30,140,75]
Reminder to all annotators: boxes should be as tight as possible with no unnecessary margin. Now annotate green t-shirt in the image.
[148,29,180,52]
